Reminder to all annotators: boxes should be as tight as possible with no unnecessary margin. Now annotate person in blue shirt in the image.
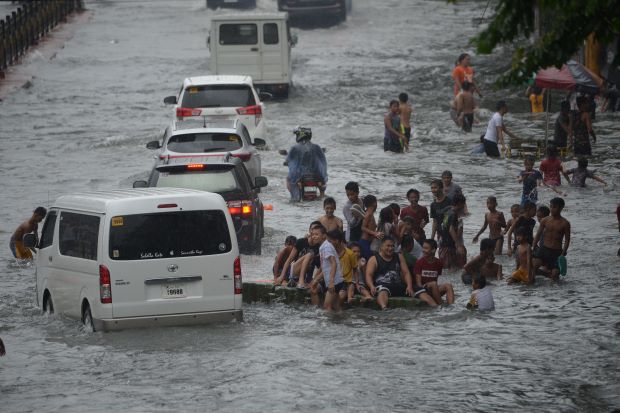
[518,155,543,206]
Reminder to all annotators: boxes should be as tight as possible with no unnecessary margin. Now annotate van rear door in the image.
[215,21,261,81]
[260,21,285,84]
[106,209,235,318]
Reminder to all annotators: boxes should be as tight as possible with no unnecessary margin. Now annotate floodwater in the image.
[1,0,619,411]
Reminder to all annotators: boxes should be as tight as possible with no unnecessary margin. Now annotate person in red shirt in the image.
[539,145,564,186]
[452,53,482,97]
[414,239,455,305]
[399,188,429,243]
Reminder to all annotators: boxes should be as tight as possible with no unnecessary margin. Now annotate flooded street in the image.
[1,0,619,411]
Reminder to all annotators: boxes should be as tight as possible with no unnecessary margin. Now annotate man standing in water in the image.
[398,93,412,150]
[452,53,482,97]
[384,100,405,153]
[483,100,518,157]
[10,207,47,260]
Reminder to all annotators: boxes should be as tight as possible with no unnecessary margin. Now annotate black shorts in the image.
[319,281,346,294]
[462,114,473,132]
[483,139,500,157]
[534,246,562,270]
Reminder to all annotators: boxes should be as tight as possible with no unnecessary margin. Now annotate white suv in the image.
[163,75,269,143]
[146,119,264,179]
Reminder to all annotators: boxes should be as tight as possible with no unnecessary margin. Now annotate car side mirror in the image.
[163,96,177,105]
[254,176,268,188]
[253,138,266,148]
[290,33,298,47]
[23,233,37,249]
[258,91,273,101]
[133,180,148,188]
[146,140,161,150]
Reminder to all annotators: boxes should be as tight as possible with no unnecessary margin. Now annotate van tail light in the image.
[100,265,112,304]
[236,105,262,126]
[234,257,242,294]
[176,107,202,119]
[228,200,253,216]
[231,152,252,162]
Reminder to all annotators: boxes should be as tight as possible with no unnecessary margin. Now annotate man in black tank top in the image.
[365,237,436,309]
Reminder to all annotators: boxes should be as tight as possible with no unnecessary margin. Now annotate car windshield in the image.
[167,133,242,153]
[181,85,256,109]
[109,210,232,260]
[156,169,239,193]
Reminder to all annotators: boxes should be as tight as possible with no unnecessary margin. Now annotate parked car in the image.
[207,0,256,10]
[207,14,295,97]
[163,75,270,142]
[25,188,243,331]
[277,0,352,22]
[146,119,265,180]
[134,156,267,255]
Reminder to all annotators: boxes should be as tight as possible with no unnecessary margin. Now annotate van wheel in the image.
[82,304,95,333]
[338,1,347,21]
[43,292,54,315]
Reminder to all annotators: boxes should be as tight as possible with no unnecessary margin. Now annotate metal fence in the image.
[0,0,84,76]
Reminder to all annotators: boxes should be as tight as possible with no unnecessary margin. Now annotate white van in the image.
[28,188,243,331]
[208,13,295,97]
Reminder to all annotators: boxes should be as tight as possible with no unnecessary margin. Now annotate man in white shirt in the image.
[483,100,518,157]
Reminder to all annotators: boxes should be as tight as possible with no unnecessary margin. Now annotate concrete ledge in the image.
[242,281,427,309]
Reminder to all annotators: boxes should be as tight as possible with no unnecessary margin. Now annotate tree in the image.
[459,0,620,86]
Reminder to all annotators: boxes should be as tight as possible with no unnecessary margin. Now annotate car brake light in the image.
[236,105,262,126]
[236,105,262,116]
[234,257,242,294]
[186,164,205,170]
[158,203,178,208]
[231,152,252,162]
[176,107,202,119]
[100,265,112,304]
[228,200,253,215]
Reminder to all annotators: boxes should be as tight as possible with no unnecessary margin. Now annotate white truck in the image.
[208,13,295,97]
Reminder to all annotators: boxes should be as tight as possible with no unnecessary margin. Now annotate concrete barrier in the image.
[242,281,427,310]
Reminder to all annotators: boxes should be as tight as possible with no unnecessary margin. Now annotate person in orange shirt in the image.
[452,53,482,97]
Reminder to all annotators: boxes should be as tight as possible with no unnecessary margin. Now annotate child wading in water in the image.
[467,275,495,311]
[507,227,533,284]
[532,197,571,281]
[473,196,506,255]
[563,157,608,187]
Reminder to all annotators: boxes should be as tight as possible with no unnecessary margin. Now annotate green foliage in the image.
[452,0,620,86]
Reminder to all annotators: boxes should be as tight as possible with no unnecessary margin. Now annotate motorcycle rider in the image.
[286,127,328,200]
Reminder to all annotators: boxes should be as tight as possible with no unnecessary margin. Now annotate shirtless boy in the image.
[318,197,344,232]
[462,238,502,284]
[473,196,506,255]
[532,197,571,281]
[455,81,476,132]
[10,207,47,259]
[359,194,380,260]
[507,227,533,284]
[276,222,323,287]
[399,92,412,150]
[506,201,537,259]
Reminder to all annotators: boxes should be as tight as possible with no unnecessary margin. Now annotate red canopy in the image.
[535,65,575,91]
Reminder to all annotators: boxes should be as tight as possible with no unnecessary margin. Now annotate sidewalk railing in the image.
[0,0,84,76]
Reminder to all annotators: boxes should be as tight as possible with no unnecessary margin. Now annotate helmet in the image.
[294,126,312,142]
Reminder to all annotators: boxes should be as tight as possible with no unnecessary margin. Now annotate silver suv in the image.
[146,119,265,180]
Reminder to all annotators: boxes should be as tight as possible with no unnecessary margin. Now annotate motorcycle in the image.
[280,148,327,202]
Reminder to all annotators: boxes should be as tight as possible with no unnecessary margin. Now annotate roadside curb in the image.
[0,10,91,100]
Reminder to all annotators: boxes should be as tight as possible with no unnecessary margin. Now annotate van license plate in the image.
[162,284,186,298]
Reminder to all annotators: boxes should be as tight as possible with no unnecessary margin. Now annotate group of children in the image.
[271,163,579,313]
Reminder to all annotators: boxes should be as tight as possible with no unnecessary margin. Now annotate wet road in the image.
[1,0,619,411]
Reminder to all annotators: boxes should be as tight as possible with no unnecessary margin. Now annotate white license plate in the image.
[162,283,186,299]
[304,186,317,192]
